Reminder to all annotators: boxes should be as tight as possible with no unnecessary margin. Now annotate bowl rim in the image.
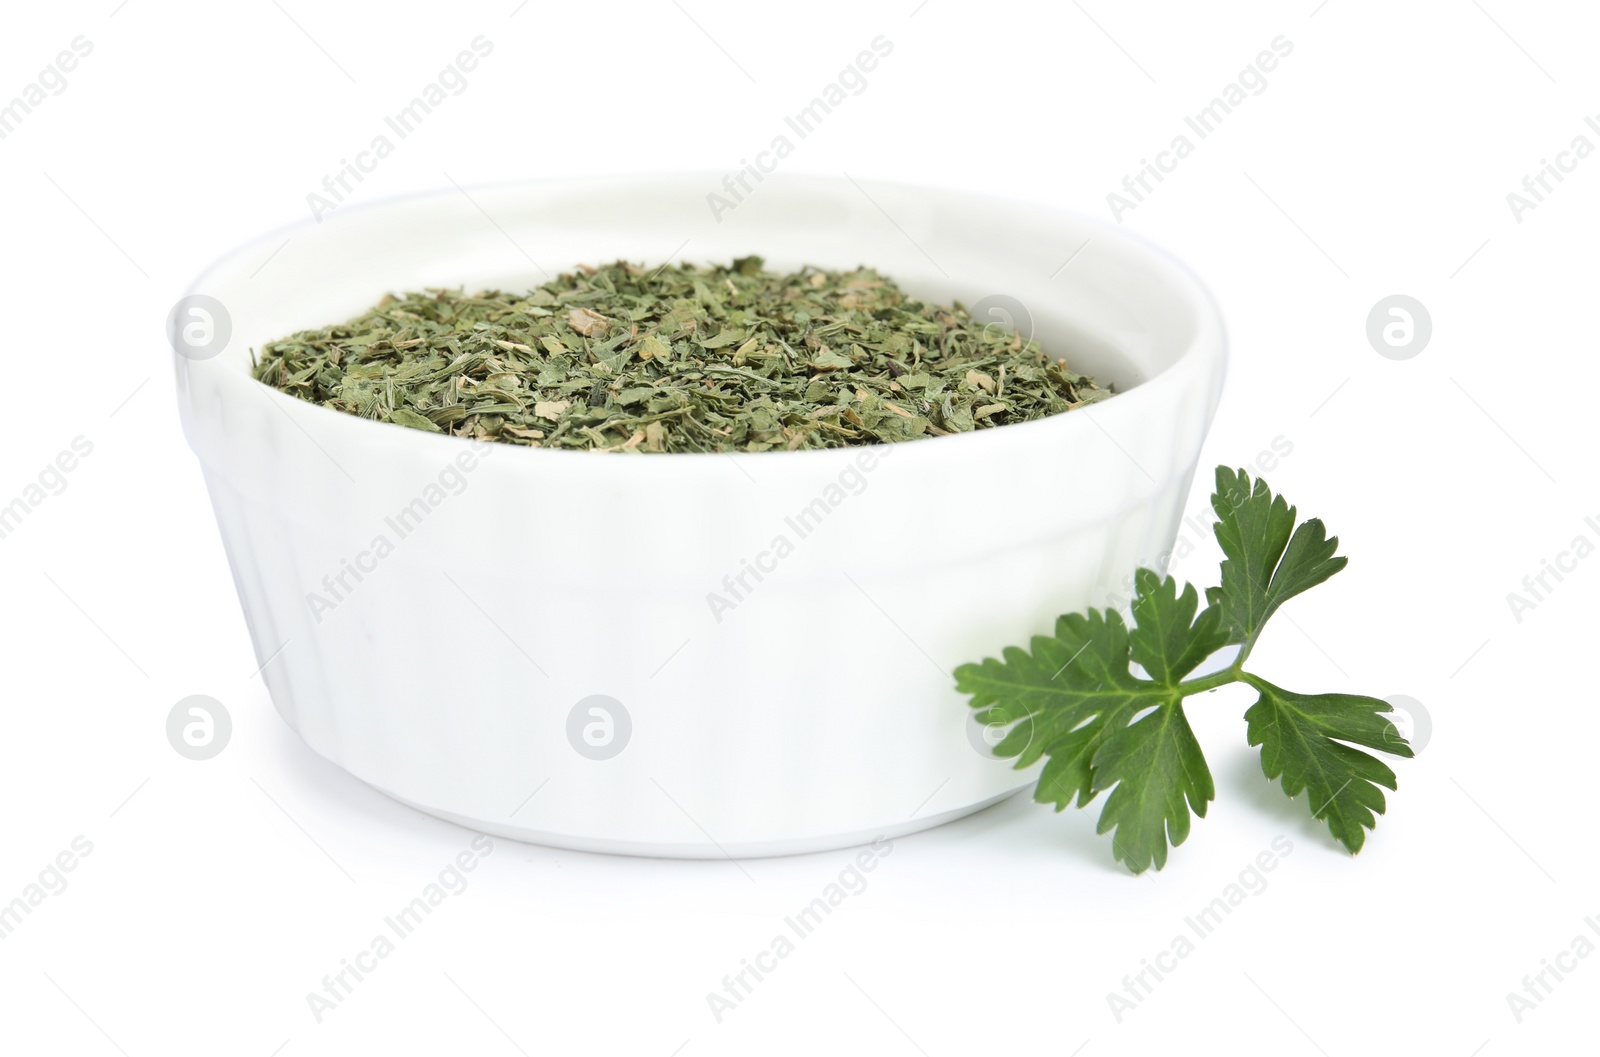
[179,172,1228,469]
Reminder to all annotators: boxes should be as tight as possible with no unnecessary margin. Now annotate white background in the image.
[1,1,1595,1054]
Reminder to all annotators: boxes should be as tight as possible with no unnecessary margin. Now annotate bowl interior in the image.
[199,174,1214,399]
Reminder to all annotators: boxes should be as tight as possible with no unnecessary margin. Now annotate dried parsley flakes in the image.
[251,257,1112,453]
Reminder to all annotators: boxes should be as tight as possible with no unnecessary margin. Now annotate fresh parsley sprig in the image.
[955,466,1413,873]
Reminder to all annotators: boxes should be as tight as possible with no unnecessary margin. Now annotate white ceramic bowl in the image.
[175,174,1226,857]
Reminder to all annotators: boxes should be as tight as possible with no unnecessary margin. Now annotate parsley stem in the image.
[1236,670,1273,693]
[1174,666,1243,695]
[1235,631,1265,669]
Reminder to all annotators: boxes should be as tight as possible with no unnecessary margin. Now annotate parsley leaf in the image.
[954,465,1411,873]
[1093,700,1213,873]
[1210,466,1346,656]
[956,569,1228,871]
[955,609,1164,771]
[1243,678,1413,854]
[1034,704,1131,812]
[1129,568,1229,685]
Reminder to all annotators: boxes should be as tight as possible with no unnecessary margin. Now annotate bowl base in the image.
[380,785,1029,860]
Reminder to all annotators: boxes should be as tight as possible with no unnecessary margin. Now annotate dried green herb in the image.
[251,258,1112,453]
